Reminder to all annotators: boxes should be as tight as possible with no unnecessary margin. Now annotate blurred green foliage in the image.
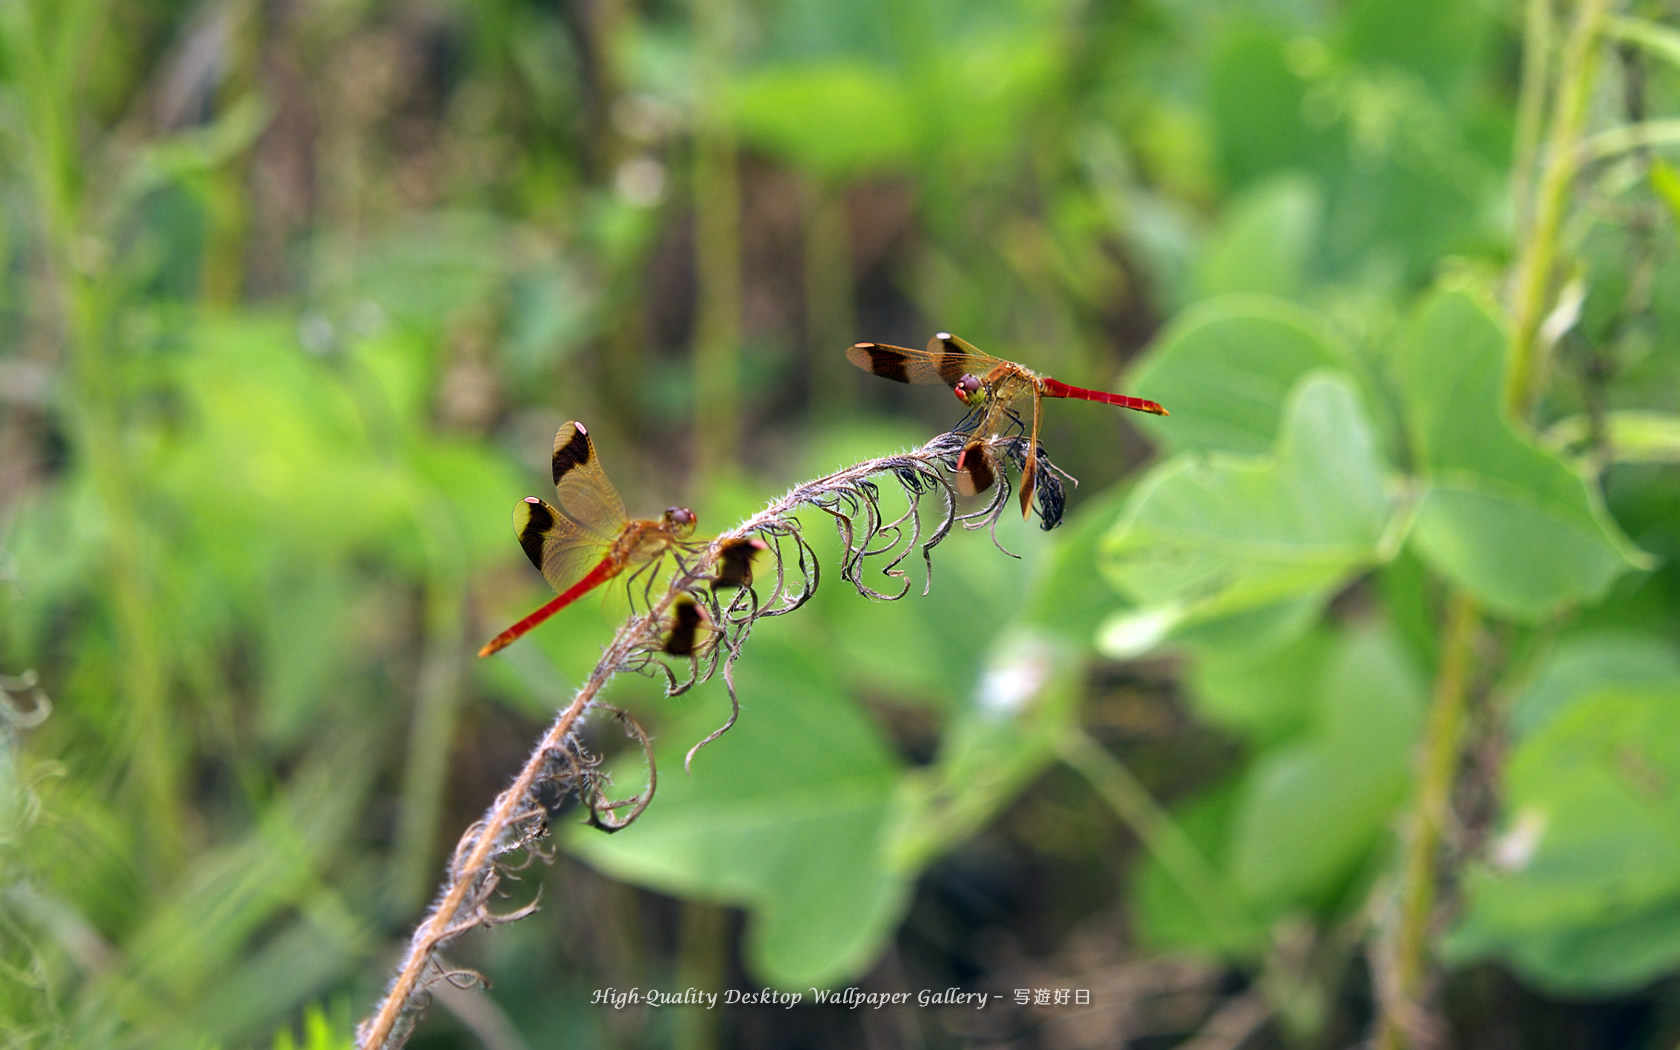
[2,0,1679,1047]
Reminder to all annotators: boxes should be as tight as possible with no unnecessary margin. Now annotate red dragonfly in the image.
[847,333,1167,517]
[478,421,697,658]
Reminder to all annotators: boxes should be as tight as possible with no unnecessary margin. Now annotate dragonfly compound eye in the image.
[666,507,698,534]
[952,374,986,406]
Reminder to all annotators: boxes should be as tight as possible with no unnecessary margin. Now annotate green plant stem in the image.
[1506,0,1613,417]
[673,902,726,1050]
[5,0,183,868]
[1511,0,1555,230]
[1056,728,1257,947]
[691,0,741,480]
[1375,591,1479,1050]
[389,581,467,912]
[1577,118,1680,164]
[803,180,856,418]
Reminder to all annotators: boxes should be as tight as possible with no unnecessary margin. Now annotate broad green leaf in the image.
[1022,481,1139,646]
[1206,24,1319,186]
[1447,896,1680,996]
[1511,631,1680,737]
[1101,373,1394,636]
[1228,627,1425,906]
[731,62,915,179]
[1167,593,1331,660]
[1446,684,1680,992]
[1194,174,1322,301]
[1397,288,1649,619]
[1345,0,1494,92]
[1187,628,1334,745]
[1129,295,1359,455]
[569,637,910,988]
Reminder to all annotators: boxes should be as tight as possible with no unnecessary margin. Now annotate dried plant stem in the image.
[356,431,1056,1049]
[356,647,612,1049]
[1374,592,1479,1050]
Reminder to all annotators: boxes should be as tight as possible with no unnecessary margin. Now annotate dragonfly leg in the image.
[622,553,663,614]
[1019,396,1042,519]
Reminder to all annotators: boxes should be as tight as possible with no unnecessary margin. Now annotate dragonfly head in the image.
[953,373,987,407]
[664,506,698,538]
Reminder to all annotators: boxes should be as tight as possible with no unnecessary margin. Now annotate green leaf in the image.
[1205,24,1319,186]
[1511,631,1680,737]
[1129,295,1361,456]
[1187,627,1334,745]
[1228,627,1425,906]
[1446,684,1680,992]
[1345,0,1494,91]
[1100,373,1395,641]
[1194,175,1322,301]
[731,62,915,179]
[569,637,910,988]
[1022,481,1140,646]
[1396,287,1650,619]
[1447,896,1680,996]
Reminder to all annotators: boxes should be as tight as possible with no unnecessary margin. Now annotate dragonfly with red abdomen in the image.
[478,421,698,658]
[847,333,1167,519]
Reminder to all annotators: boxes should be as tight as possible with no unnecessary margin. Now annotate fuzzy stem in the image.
[356,436,984,1049]
[1506,0,1613,417]
[1375,592,1479,1050]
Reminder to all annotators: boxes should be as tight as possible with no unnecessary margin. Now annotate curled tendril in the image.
[356,428,1071,1050]
[0,669,52,729]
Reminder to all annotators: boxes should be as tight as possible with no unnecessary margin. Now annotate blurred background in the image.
[3,0,1680,1047]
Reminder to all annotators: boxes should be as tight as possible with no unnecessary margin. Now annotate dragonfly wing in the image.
[847,336,993,386]
[955,441,996,496]
[514,496,612,594]
[549,421,629,540]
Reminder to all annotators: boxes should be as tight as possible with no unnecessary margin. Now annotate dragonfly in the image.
[478,421,698,658]
[847,333,1167,518]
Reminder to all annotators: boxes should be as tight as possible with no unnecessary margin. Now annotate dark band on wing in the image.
[713,536,767,590]
[663,597,705,656]
[955,442,996,497]
[850,344,911,383]
[929,335,974,385]
[551,422,593,486]
[517,497,557,570]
